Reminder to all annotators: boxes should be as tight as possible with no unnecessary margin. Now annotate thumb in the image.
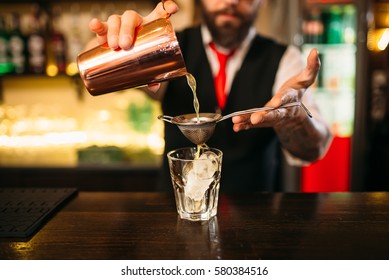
[295,48,321,89]
[89,18,109,45]
[281,48,321,91]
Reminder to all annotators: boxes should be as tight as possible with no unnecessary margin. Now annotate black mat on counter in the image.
[0,188,78,238]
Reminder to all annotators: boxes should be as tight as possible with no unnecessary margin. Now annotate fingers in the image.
[307,48,321,74]
[285,48,321,90]
[119,10,143,50]
[147,83,161,92]
[144,1,179,23]
[233,110,270,132]
[276,48,320,95]
[232,117,251,132]
[106,15,121,49]
[88,1,179,50]
[297,48,321,88]
[233,113,265,132]
[89,18,109,45]
[261,95,283,111]
[232,104,301,132]
[105,12,144,50]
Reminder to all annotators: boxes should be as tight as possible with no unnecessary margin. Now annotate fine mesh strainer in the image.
[158,101,311,145]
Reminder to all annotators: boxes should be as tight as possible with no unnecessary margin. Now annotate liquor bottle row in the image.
[0,1,156,77]
[0,4,89,76]
[302,4,357,45]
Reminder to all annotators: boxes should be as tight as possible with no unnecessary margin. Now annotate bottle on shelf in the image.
[26,5,47,74]
[342,5,356,44]
[46,6,67,76]
[326,5,343,44]
[0,17,14,75]
[302,7,324,44]
[8,13,28,74]
[66,3,84,76]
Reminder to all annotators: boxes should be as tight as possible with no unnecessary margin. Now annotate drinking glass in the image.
[167,146,223,221]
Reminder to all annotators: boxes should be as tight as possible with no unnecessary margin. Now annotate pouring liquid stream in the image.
[186,73,206,159]
[186,73,200,122]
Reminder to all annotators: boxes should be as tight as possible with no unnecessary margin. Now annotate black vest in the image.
[159,26,287,192]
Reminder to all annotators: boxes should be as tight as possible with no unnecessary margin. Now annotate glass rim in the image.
[167,146,223,161]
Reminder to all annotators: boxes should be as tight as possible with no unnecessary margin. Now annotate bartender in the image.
[87,0,332,192]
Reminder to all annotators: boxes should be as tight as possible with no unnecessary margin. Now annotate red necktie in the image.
[209,42,235,110]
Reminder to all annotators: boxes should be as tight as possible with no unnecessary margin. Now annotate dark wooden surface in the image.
[0,167,159,191]
[1,191,389,260]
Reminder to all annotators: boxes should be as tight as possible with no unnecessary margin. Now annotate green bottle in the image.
[327,5,343,44]
[0,17,15,75]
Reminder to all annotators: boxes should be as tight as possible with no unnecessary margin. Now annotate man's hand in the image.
[88,1,179,50]
[87,1,179,93]
[232,48,321,132]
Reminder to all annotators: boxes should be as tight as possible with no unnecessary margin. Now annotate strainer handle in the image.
[218,101,312,122]
[158,115,174,123]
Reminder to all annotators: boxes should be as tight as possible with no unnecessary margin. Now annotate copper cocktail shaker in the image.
[77,17,187,96]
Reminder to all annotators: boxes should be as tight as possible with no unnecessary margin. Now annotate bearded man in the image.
[89,0,332,192]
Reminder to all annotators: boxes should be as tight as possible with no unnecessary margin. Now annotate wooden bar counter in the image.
[1,191,389,260]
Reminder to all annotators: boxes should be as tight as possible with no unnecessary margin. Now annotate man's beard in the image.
[201,7,256,49]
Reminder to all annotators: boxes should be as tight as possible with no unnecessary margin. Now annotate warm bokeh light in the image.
[367,28,389,51]
[0,102,164,167]
[66,62,79,76]
[378,29,389,50]
[46,64,59,77]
